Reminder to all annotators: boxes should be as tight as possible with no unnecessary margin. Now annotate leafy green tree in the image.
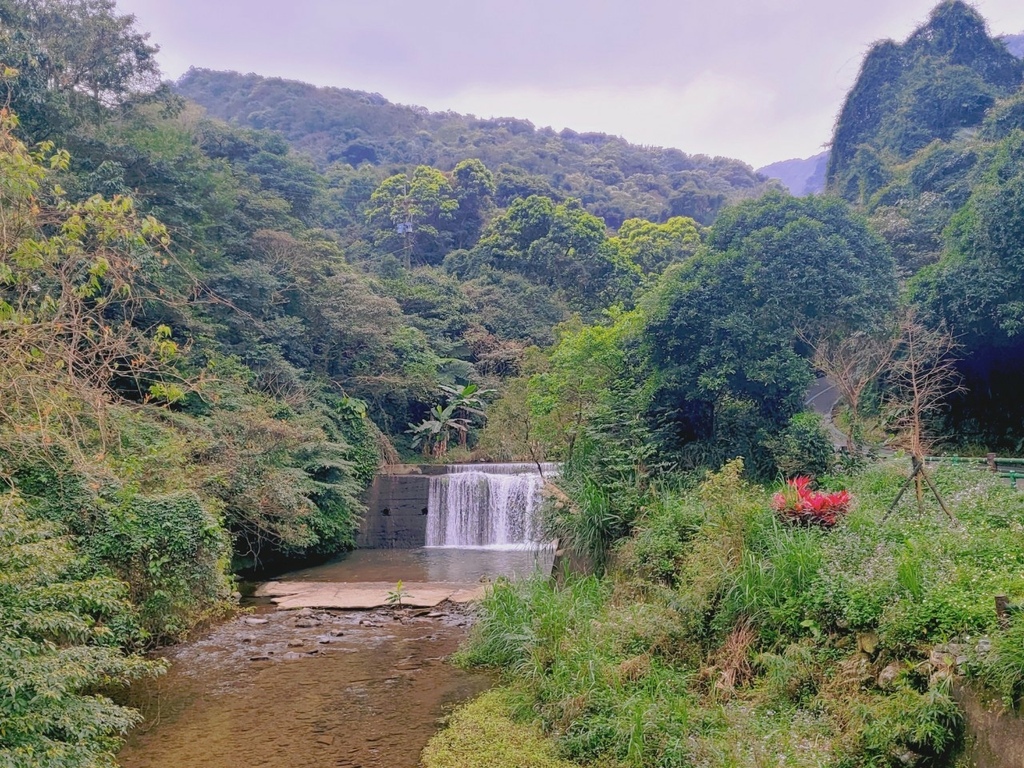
[408,383,493,456]
[450,158,495,248]
[525,312,642,462]
[609,216,703,275]
[473,195,625,308]
[0,0,160,137]
[365,166,460,266]
[0,110,183,471]
[408,402,469,458]
[643,192,896,476]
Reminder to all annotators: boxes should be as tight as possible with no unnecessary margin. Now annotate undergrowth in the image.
[452,459,1024,768]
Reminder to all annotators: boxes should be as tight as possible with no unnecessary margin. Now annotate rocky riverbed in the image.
[118,603,491,768]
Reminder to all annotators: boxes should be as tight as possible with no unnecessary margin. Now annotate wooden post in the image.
[987,453,997,473]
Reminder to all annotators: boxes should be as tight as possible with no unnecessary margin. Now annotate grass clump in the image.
[422,689,577,768]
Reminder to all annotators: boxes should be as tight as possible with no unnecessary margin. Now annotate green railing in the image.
[924,454,1024,487]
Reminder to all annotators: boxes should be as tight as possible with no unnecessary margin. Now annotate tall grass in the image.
[982,619,1024,709]
[454,459,1024,767]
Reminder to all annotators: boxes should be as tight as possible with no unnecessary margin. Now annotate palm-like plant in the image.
[408,383,495,457]
[408,402,470,458]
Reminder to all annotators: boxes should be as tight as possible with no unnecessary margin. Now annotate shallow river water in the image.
[118,548,550,768]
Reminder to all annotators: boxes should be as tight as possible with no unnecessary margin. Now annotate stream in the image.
[117,548,550,768]
[120,464,554,768]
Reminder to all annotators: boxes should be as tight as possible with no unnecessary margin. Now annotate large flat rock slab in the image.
[257,580,487,610]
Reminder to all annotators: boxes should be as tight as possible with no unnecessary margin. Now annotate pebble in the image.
[243,617,270,626]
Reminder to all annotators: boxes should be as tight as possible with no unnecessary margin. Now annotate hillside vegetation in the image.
[446,4,1024,768]
[175,68,778,228]
[826,1,1024,450]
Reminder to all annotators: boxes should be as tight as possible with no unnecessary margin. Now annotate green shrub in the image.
[0,498,160,767]
[10,455,231,643]
[847,686,963,766]
[981,620,1024,710]
[623,489,704,585]
[767,411,836,479]
[91,491,229,642]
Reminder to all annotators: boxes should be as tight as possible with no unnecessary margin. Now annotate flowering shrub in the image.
[772,476,851,527]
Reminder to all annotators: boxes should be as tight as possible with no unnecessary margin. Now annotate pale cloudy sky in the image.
[114,1,1024,168]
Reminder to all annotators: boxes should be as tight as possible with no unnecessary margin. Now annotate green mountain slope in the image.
[175,68,779,227]
[823,2,1024,449]
[827,0,1023,203]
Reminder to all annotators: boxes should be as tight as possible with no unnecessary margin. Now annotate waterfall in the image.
[426,463,559,549]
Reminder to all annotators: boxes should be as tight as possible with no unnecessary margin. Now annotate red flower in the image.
[771,476,850,528]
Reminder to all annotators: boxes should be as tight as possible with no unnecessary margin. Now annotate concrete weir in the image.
[357,462,556,549]
[356,464,444,549]
[264,463,556,610]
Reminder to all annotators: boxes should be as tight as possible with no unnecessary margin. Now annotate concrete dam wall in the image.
[357,463,556,549]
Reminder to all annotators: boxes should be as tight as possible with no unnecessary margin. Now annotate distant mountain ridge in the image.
[1004,32,1024,58]
[175,68,779,227]
[756,151,827,196]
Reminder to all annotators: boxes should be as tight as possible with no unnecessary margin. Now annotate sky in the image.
[113,1,1024,169]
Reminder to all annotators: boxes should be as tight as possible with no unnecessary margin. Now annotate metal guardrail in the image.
[925,454,1024,487]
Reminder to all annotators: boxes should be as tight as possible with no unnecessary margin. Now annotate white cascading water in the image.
[426,463,559,549]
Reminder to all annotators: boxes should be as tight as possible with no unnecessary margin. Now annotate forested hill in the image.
[175,68,778,227]
[827,0,1024,199]
[818,0,1024,449]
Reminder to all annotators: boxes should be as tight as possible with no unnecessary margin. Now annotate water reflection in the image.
[282,546,554,584]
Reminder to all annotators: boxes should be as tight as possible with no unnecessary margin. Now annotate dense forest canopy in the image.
[175,68,780,228]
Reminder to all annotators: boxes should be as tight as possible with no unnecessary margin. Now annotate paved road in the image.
[805,376,847,448]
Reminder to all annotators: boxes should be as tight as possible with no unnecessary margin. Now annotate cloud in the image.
[116,0,1024,166]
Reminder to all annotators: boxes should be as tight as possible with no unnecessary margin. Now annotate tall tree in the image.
[0,0,160,137]
[643,192,897,475]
